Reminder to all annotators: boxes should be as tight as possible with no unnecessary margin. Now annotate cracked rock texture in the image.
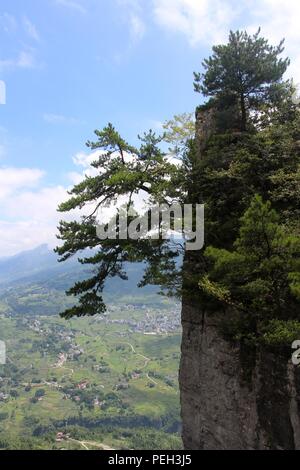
[179,299,300,449]
[179,108,300,450]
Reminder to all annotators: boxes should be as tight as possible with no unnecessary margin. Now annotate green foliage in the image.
[260,320,300,348]
[163,113,195,156]
[35,389,46,399]
[194,29,290,130]
[127,428,183,450]
[190,71,300,264]
[56,124,183,318]
[200,195,300,345]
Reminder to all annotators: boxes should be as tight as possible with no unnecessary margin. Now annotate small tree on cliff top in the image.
[194,29,290,130]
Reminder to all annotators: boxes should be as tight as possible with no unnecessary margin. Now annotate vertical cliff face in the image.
[179,108,300,450]
[180,298,300,449]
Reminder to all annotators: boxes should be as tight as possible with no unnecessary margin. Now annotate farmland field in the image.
[0,302,182,450]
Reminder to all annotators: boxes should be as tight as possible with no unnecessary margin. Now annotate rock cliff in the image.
[179,108,300,450]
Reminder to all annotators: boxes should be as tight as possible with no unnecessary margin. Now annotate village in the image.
[98,304,181,335]
[0,304,181,410]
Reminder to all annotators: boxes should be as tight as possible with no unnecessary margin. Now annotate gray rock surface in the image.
[179,107,300,450]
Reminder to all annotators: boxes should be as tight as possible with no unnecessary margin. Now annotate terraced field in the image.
[0,304,182,450]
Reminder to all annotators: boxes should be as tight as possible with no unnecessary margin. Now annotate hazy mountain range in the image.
[0,244,74,285]
[0,245,170,314]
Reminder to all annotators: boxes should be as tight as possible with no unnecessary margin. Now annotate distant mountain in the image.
[0,245,171,315]
[0,244,79,285]
[0,244,150,292]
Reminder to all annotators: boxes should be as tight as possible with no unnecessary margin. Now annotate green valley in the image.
[0,302,182,450]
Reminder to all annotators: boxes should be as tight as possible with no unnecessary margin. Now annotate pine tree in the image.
[194,29,290,130]
[200,195,300,346]
[55,125,183,318]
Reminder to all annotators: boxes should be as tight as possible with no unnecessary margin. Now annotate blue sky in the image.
[0,0,299,256]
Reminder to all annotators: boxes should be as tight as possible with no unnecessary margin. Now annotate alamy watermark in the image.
[0,341,6,365]
[0,80,6,105]
[96,204,204,251]
[292,340,300,366]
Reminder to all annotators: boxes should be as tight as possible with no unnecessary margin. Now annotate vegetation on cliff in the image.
[194,31,300,349]
[56,29,300,350]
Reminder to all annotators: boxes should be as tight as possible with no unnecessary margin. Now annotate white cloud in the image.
[67,171,85,185]
[16,50,36,68]
[129,14,146,42]
[248,0,300,43]
[246,0,300,83]
[0,147,156,256]
[0,14,40,71]
[0,49,37,70]
[72,149,139,168]
[69,149,139,182]
[153,0,235,46]
[43,113,81,125]
[117,0,146,45]
[3,186,67,222]
[0,167,44,200]
[23,16,40,41]
[152,0,300,81]
[0,155,124,256]
[0,221,56,256]
[55,0,87,14]
[0,167,65,256]
[0,166,70,256]
[72,150,102,168]
[0,201,65,257]
[67,150,102,184]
